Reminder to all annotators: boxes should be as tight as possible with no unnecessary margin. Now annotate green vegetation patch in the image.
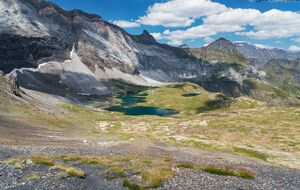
[24,173,40,181]
[123,179,146,190]
[58,172,69,179]
[233,147,268,162]
[13,163,23,169]
[195,165,255,180]
[105,167,127,179]
[80,159,100,165]
[63,156,82,162]
[6,158,23,165]
[110,79,150,94]
[135,82,229,115]
[176,163,194,169]
[141,166,174,188]
[66,167,85,177]
[31,157,54,166]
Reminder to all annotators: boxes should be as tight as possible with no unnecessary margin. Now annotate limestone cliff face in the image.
[0,0,256,94]
[0,0,297,106]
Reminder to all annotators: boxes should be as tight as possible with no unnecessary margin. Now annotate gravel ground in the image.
[0,146,299,190]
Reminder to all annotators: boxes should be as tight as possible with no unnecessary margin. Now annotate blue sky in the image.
[48,0,300,50]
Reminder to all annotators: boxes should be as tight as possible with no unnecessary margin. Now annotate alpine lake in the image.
[106,93,179,116]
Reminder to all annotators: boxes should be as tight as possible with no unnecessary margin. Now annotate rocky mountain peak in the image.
[208,37,234,49]
[187,37,248,64]
[132,30,157,45]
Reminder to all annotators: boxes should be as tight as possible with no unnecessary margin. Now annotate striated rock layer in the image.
[0,0,299,106]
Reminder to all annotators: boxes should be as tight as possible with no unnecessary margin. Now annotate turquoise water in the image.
[107,94,178,116]
[181,93,202,97]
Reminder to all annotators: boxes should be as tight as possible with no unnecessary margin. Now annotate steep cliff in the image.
[0,0,298,106]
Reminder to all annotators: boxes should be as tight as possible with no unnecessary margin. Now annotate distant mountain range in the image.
[0,0,299,106]
[234,41,300,66]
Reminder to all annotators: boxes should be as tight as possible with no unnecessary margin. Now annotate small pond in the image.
[106,94,178,116]
[181,93,202,97]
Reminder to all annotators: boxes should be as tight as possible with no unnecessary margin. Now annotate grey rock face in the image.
[0,1,250,83]
[1,0,296,107]
[235,42,300,66]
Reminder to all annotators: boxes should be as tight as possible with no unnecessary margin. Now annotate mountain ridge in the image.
[0,0,299,106]
[234,41,300,66]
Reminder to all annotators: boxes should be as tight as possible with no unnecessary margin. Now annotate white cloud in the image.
[235,29,300,40]
[150,32,163,40]
[163,24,245,42]
[167,39,183,46]
[202,8,300,39]
[204,37,214,43]
[136,0,228,27]
[112,20,140,28]
[118,0,300,44]
[288,45,300,52]
[234,9,300,39]
[251,10,300,30]
[203,8,261,25]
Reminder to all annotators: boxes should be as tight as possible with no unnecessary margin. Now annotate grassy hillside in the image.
[264,59,300,96]
[188,38,248,65]
[242,78,300,107]
[135,82,264,115]
[0,78,299,169]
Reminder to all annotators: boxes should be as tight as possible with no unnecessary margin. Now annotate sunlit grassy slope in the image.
[0,79,299,169]
[135,82,265,115]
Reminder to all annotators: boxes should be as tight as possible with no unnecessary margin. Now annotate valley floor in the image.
[0,84,299,189]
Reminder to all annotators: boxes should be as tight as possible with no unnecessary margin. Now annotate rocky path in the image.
[0,144,299,190]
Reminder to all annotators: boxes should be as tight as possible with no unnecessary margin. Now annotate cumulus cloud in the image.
[234,10,300,39]
[163,24,245,41]
[203,8,261,25]
[136,0,228,27]
[288,45,300,52]
[112,20,140,28]
[150,32,163,40]
[116,0,300,45]
[235,29,298,40]
[167,39,183,46]
[204,37,214,43]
